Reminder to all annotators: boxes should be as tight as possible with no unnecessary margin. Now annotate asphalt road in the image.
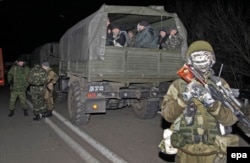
[1,84,250,163]
[0,85,83,163]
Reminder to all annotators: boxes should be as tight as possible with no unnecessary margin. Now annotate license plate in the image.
[88,85,104,92]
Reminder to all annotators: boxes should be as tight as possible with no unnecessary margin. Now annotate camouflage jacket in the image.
[7,64,30,92]
[28,65,48,86]
[162,33,182,51]
[46,67,59,84]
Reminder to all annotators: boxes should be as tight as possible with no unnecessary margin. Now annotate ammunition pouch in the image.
[171,130,213,147]
[193,134,208,143]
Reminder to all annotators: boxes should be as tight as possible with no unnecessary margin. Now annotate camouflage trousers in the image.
[9,91,28,110]
[30,86,46,116]
[44,89,54,111]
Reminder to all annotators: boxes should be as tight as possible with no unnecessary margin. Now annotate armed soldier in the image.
[7,56,30,117]
[160,40,239,163]
[42,61,59,117]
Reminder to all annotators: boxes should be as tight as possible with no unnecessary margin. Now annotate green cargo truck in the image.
[58,4,188,125]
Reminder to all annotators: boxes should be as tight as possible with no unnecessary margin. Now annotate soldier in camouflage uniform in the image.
[7,56,30,117]
[42,61,59,117]
[28,64,48,121]
[161,40,239,163]
[163,28,182,51]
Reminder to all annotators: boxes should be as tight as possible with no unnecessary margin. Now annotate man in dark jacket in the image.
[157,27,168,49]
[134,20,158,48]
[111,24,127,47]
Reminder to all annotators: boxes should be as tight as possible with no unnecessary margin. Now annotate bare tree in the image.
[175,0,250,88]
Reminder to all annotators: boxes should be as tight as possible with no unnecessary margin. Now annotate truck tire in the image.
[68,81,90,125]
[132,98,159,119]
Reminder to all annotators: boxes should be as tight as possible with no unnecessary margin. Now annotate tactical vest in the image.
[170,78,221,147]
[171,98,220,147]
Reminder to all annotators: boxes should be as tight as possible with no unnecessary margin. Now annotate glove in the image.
[182,80,200,101]
[183,80,215,107]
[199,91,215,107]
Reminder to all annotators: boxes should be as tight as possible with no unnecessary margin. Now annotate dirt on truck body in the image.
[58,4,188,125]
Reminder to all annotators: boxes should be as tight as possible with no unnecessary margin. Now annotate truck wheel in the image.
[132,98,159,119]
[68,81,90,125]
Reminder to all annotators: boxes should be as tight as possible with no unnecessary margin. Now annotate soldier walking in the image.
[28,64,48,121]
[7,56,30,117]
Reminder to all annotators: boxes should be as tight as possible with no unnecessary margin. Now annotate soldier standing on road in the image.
[7,56,30,117]
[28,64,48,121]
[160,40,239,163]
[41,61,59,117]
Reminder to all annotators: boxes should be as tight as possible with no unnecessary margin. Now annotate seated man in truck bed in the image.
[133,20,158,49]
[111,24,127,47]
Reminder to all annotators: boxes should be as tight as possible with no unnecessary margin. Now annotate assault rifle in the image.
[177,64,250,130]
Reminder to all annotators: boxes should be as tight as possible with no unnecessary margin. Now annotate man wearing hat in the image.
[164,27,182,50]
[42,61,59,117]
[157,27,168,49]
[7,55,30,117]
[134,20,158,48]
[111,24,127,47]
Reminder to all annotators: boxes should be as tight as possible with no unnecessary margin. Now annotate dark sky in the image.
[0,0,172,61]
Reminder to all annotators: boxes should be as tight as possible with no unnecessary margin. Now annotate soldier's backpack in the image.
[29,65,47,86]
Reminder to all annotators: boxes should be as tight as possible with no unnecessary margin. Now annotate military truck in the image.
[30,42,59,67]
[30,42,67,103]
[58,4,188,125]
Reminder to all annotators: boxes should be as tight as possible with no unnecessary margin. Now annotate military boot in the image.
[8,110,14,117]
[33,115,40,121]
[45,110,53,117]
[24,109,29,116]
